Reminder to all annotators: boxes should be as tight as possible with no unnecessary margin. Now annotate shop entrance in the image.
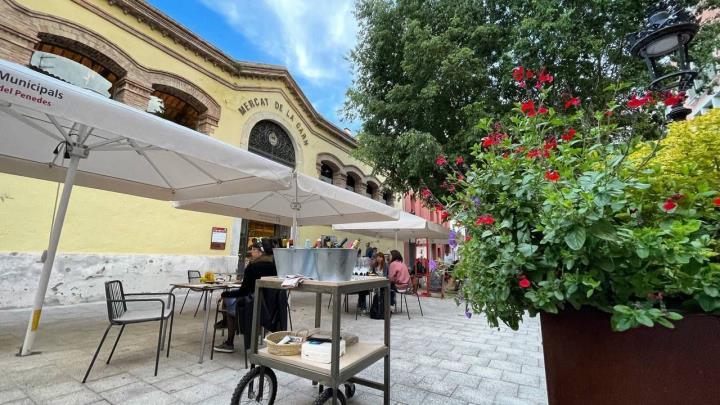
[237,220,290,273]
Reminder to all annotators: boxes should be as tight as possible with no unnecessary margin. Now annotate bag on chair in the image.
[369,291,384,320]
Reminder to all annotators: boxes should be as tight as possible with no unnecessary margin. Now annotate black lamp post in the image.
[627,7,699,121]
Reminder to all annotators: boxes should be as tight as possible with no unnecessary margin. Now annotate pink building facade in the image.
[401,192,450,268]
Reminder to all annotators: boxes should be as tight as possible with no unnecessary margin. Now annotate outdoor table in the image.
[170,281,242,363]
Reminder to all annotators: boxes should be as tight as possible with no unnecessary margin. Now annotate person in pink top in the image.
[388,250,411,306]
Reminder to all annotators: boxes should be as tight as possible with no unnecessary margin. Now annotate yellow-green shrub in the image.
[633,109,720,192]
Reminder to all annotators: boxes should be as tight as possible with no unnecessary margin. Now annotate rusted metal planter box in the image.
[541,307,720,405]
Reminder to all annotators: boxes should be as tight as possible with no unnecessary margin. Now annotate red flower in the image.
[561,128,576,141]
[447,184,456,192]
[455,156,464,165]
[538,106,549,115]
[421,188,432,199]
[605,110,614,117]
[514,146,526,154]
[482,136,498,147]
[564,97,580,109]
[512,66,525,82]
[464,235,472,242]
[502,152,511,159]
[663,93,685,107]
[534,81,542,90]
[628,93,654,108]
[457,174,465,181]
[436,155,447,166]
[526,149,541,159]
[544,170,560,182]
[543,150,550,158]
[521,100,537,117]
[519,81,527,88]
[519,278,531,289]
[713,197,720,206]
[475,215,495,225]
[435,203,445,212]
[662,199,677,212]
[525,69,535,79]
[544,139,558,150]
[538,69,554,84]
[440,211,449,221]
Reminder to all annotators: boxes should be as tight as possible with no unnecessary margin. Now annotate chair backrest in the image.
[188,270,201,283]
[105,280,126,322]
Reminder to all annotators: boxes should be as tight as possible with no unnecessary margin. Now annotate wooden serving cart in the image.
[231,276,391,405]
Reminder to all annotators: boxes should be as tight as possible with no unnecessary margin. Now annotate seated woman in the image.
[358,252,387,313]
[388,250,410,306]
[214,238,277,353]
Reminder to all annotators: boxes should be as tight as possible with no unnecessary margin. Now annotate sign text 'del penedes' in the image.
[0,69,64,107]
[238,97,309,145]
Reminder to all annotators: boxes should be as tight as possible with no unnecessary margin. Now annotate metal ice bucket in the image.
[273,248,355,281]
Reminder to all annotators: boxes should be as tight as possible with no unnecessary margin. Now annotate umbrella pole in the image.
[394,231,398,250]
[20,154,81,356]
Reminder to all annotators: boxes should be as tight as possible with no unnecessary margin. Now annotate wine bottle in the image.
[337,238,348,248]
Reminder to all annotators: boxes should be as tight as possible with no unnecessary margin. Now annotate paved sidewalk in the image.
[0,292,547,404]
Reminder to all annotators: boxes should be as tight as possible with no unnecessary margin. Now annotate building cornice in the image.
[103,0,358,148]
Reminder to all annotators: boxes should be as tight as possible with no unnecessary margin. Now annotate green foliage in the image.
[346,0,719,196]
[438,74,720,331]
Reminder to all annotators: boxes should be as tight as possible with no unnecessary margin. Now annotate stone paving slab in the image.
[0,292,547,404]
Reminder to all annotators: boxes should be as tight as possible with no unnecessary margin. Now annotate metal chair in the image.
[82,280,175,383]
[179,270,207,317]
[395,286,424,320]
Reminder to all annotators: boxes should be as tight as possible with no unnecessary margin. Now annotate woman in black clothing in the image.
[214,238,277,353]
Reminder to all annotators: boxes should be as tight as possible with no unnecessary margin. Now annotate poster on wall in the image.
[210,227,227,250]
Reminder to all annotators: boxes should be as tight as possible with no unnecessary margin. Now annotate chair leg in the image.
[179,290,190,314]
[82,324,112,383]
[154,319,164,377]
[327,295,332,310]
[166,313,174,358]
[400,293,404,313]
[416,292,424,316]
[404,295,410,320]
[211,303,221,360]
[106,324,125,364]
[194,291,205,317]
[287,302,293,331]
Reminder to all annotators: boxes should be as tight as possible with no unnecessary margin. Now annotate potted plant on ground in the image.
[429,67,720,405]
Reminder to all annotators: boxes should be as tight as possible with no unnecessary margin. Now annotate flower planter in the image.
[540,308,720,405]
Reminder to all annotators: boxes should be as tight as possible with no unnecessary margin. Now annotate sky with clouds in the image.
[147,0,359,132]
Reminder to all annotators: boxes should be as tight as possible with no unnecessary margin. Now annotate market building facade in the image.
[0,0,397,309]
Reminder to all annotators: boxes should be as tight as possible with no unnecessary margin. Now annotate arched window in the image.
[149,89,200,130]
[31,43,119,97]
[345,175,356,192]
[383,191,393,206]
[366,182,377,199]
[248,121,296,168]
[320,163,334,184]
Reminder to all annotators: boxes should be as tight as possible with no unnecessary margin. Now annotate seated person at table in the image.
[214,238,277,353]
[358,253,388,313]
[388,250,411,307]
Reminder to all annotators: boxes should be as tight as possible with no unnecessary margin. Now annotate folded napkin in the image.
[281,274,312,288]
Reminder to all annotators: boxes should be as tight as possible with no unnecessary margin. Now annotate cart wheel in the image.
[231,366,277,405]
[314,388,347,405]
[343,383,356,398]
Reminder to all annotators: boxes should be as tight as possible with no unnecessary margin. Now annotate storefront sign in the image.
[210,227,227,250]
[238,97,309,145]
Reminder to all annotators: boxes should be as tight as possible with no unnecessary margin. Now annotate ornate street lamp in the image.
[627,7,699,121]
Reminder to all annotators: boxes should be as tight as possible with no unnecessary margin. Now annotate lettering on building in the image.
[238,98,308,145]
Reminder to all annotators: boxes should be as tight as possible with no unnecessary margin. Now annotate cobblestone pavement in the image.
[0,291,547,404]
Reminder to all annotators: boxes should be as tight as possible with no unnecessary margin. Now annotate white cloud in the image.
[200,0,357,83]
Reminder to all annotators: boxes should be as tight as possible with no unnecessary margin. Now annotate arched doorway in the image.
[239,120,297,271]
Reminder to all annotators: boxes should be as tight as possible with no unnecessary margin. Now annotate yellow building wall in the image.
[1,0,396,256]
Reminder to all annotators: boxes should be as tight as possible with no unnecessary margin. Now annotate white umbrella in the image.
[0,59,293,355]
[332,211,450,249]
[174,172,401,241]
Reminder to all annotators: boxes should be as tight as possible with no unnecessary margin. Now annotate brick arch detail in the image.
[0,2,220,133]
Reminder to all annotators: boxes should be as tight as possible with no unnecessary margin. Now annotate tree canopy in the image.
[345,0,719,197]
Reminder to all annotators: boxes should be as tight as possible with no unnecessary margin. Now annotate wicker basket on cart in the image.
[264,330,309,356]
